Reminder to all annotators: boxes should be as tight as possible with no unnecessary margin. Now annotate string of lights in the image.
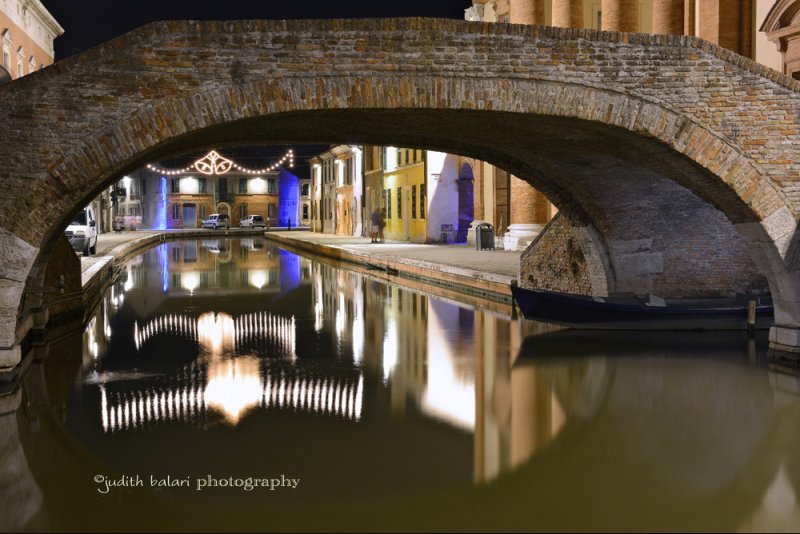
[146,148,295,176]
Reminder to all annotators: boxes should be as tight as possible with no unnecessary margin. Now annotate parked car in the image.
[239,215,266,228]
[202,213,230,229]
[65,206,98,256]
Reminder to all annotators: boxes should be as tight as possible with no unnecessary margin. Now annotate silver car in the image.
[202,213,230,229]
[239,215,266,228]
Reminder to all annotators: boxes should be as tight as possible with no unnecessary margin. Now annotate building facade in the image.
[0,0,62,81]
[110,150,300,230]
[309,145,363,236]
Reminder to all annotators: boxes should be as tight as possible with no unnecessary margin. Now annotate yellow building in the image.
[382,147,427,242]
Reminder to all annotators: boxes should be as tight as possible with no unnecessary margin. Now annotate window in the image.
[397,188,402,219]
[387,188,392,219]
[303,204,309,219]
[239,178,247,194]
[268,178,276,194]
[412,185,417,219]
[171,178,179,194]
[199,204,207,220]
[199,177,206,194]
[140,178,147,196]
[268,204,276,218]
[17,47,23,77]
[240,203,247,219]
[301,183,309,196]
[346,158,353,185]
[2,30,10,70]
[28,56,34,75]
[419,186,426,219]
[171,204,180,220]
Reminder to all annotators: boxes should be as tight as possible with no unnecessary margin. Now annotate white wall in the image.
[426,151,460,242]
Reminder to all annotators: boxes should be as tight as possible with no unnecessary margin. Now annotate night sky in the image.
[40,0,473,61]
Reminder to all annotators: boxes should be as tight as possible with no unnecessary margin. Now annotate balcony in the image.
[215,192,232,203]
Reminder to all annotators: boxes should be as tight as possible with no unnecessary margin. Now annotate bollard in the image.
[747,300,756,336]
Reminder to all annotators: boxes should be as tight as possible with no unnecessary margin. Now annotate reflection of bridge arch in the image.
[133,311,296,356]
[99,367,364,433]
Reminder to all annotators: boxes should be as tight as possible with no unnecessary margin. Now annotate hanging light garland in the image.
[146,148,295,176]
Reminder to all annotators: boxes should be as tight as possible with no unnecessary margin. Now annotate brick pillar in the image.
[684,0,695,36]
[504,175,546,251]
[552,0,584,29]
[509,0,545,25]
[653,0,683,35]
[601,0,639,32]
[698,0,751,57]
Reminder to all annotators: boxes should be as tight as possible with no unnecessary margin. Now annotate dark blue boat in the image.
[510,285,774,331]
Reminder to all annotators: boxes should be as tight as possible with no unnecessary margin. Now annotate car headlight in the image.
[73,230,85,236]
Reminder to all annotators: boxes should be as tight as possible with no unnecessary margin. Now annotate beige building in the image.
[467,1,784,72]
[0,0,62,81]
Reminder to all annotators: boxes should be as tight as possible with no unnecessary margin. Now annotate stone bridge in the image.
[1,17,799,368]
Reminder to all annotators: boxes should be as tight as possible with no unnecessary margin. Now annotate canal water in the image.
[3,237,800,531]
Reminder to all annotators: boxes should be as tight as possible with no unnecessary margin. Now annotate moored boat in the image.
[510,285,774,331]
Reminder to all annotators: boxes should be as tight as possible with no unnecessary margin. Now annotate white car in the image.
[239,215,266,228]
[66,206,98,256]
[202,213,230,229]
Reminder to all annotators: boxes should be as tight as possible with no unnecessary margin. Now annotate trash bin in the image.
[475,223,494,251]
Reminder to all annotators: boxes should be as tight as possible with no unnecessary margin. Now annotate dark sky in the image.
[40,0,473,61]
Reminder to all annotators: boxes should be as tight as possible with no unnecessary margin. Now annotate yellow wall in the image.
[383,149,426,242]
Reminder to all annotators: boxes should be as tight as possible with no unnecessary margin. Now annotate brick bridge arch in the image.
[1,18,800,367]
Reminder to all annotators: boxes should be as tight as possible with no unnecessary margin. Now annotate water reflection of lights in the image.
[382,319,398,381]
[249,270,268,290]
[204,357,262,424]
[99,370,363,432]
[133,312,296,357]
[181,271,200,293]
[197,312,235,355]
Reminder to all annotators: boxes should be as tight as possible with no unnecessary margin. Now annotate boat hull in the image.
[511,286,773,331]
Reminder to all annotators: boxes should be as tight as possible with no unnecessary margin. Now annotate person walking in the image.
[370,208,380,243]
[377,208,385,243]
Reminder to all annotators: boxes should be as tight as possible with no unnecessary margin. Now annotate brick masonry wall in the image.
[0,18,799,354]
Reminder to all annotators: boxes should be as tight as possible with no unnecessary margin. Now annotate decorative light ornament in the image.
[194,150,234,175]
[146,148,295,176]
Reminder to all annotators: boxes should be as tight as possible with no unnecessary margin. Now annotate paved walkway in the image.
[266,231,521,278]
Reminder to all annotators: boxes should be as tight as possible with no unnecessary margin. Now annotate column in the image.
[653,0,683,35]
[684,0,695,36]
[601,0,639,32]
[552,0,584,29]
[504,175,547,251]
[509,0,545,25]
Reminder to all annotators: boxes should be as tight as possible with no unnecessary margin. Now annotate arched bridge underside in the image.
[1,18,800,367]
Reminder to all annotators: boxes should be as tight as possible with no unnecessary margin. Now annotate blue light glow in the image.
[154,176,168,230]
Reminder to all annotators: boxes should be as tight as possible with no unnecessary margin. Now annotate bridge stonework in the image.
[1,18,800,367]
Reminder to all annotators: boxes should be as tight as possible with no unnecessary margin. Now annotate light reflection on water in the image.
[2,237,800,531]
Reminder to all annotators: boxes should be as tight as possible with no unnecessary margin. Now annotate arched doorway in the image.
[457,163,475,243]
